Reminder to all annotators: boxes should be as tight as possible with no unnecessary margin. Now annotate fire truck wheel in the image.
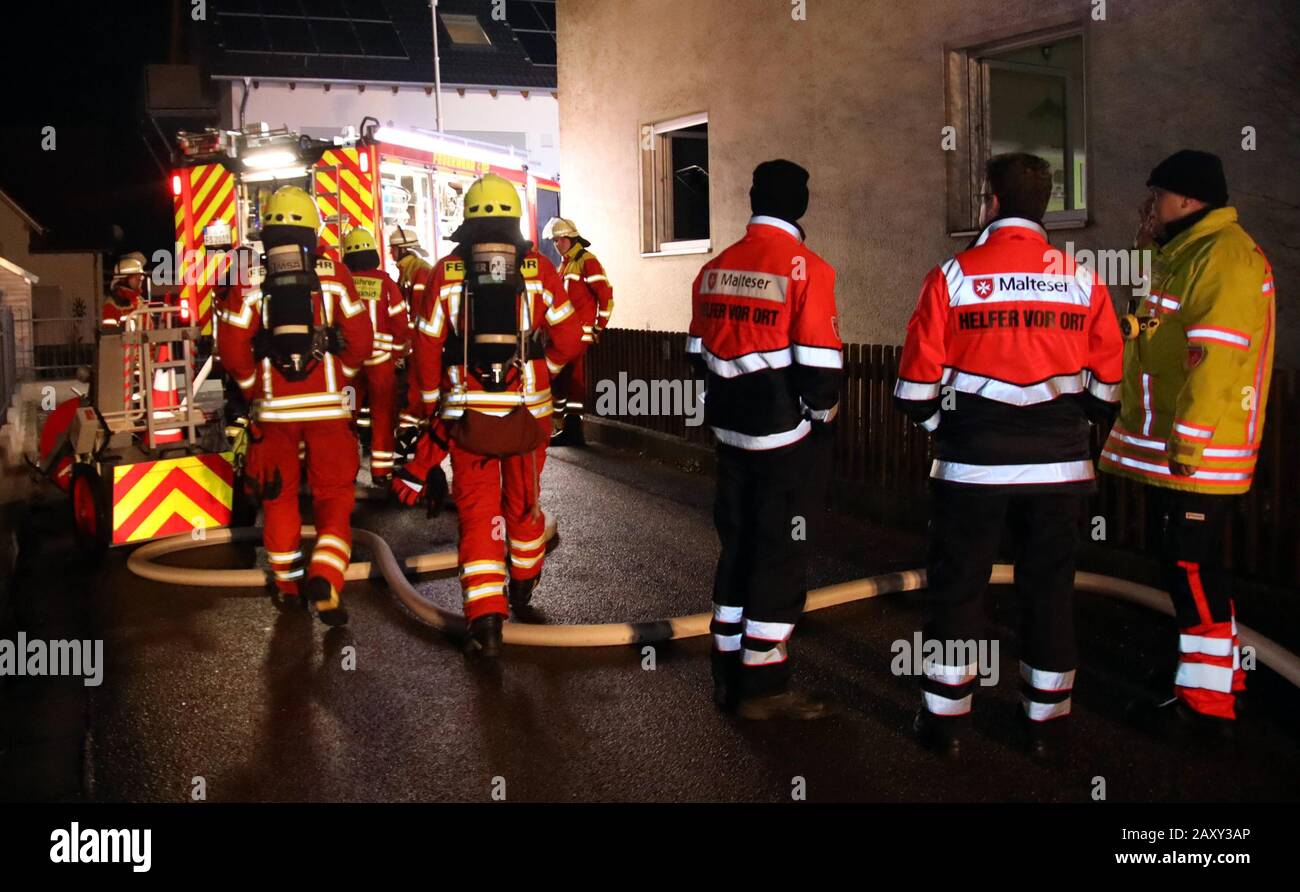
[70,464,110,558]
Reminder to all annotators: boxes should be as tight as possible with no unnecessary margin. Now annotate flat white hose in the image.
[125,525,1300,686]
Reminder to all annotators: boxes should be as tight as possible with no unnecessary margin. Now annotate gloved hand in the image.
[391,467,425,507]
[325,325,348,355]
[225,416,252,473]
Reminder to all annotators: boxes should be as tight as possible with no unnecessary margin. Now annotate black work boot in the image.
[735,690,833,721]
[466,614,504,658]
[1127,696,1236,745]
[563,413,585,447]
[304,576,349,627]
[1019,711,1070,762]
[711,650,741,712]
[508,575,539,609]
[913,708,963,757]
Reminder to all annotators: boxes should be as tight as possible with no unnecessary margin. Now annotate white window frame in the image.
[640,112,711,256]
[945,23,1089,236]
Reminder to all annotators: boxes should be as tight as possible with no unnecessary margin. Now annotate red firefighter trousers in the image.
[450,435,549,621]
[353,359,398,477]
[248,419,359,598]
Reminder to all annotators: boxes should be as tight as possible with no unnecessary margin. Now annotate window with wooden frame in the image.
[640,113,710,255]
[945,26,1087,234]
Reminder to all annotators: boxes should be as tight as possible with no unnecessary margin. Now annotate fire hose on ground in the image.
[125,517,1300,688]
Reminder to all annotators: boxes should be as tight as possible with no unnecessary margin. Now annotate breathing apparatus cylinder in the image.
[253,186,325,381]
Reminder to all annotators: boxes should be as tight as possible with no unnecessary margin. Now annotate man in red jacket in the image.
[413,173,585,655]
[894,154,1124,757]
[102,253,148,330]
[341,226,409,485]
[688,160,843,720]
[219,186,373,626]
[546,217,614,446]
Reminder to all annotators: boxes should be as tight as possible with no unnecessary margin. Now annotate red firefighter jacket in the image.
[559,243,614,343]
[413,249,585,422]
[218,255,373,423]
[687,216,843,451]
[349,267,409,366]
[894,217,1124,489]
[101,285,143,329]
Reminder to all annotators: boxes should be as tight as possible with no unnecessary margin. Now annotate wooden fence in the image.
[587,328,1300,589]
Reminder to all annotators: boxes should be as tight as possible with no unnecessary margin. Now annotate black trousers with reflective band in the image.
[922,481,1085,721]
[710,428,831,699]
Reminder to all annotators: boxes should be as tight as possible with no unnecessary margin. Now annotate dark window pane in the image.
[515,31,556,65]
[530,1,557,31]
[670,125,709,241]
[309,18,361,55]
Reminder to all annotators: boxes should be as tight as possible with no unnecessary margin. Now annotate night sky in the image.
[1,1,181,254]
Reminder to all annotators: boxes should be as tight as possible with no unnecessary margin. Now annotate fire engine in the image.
[170,118,562,336]
[35,120,561,555]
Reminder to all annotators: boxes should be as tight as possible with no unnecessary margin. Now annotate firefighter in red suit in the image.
[413,173,584,656]
[687,160,844,720]
[894,154,1124,757]
[546,217,614,446]
[341,226,409,485]
[102,253,148,329]
[219,186,373,626]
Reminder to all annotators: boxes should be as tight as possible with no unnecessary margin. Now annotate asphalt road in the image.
[4,443,1298,802]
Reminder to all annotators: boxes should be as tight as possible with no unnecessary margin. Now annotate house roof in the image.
[0,186,45,235]
[203,0,557,90]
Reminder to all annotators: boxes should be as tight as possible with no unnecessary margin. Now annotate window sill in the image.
[641,244,712,258]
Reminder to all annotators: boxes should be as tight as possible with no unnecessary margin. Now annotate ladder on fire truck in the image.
[102,304,205,451]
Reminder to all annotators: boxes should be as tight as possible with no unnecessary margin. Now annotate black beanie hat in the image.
[1147,150,1229,207]
[750,159,810,223]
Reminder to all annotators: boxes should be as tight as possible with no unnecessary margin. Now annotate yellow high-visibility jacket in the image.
[1101,207,1275,495]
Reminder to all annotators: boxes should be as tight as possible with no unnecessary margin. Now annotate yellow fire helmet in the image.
[464,173,522,220]
[261,185,320,232]
[342,226,377,256]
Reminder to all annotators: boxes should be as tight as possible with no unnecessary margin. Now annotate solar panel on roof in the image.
[299,0,350,17]
[354,20,406,58]
[265,17,316,53]
[219,15,272,51]
[309,18,362,55]
[217,0,262,14]
[514,30,555,66]
[259,0,305,16]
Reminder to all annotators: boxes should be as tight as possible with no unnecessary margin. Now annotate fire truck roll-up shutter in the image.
[315,146,378,251]
[111,452,236,546]
[175,163,240,336]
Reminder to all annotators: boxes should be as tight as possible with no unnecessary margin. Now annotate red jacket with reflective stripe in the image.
[894,217,1123,489]
[219,256,373,424]
[349,268,409,365]
[688,217,842,451]
[413,249,585,423]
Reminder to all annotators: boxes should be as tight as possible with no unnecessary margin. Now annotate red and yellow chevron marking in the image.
[314,147,376,249]
[111,452,235,545]
[173,163,239,336]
